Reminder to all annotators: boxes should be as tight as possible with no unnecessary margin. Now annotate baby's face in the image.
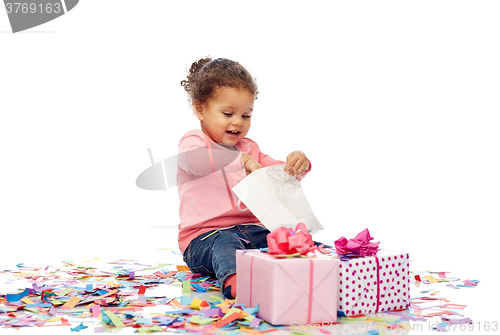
[196,87,254,146]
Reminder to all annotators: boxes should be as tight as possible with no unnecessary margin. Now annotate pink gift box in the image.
[336,249,410,316]
[236,250,339,325]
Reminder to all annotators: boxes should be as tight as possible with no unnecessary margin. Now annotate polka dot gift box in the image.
[333,229,410,316]
[336,249,410,316]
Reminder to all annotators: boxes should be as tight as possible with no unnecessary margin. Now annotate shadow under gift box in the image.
[336,249,411,317]
[236,250,339,326]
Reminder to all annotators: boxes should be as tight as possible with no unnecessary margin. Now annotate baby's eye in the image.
[243,115,251,118]
[223,113,232,117]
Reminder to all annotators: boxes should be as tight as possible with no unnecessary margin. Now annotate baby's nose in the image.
[231,117,243,126]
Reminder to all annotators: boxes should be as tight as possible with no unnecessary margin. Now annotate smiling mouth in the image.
[226,130,241,136]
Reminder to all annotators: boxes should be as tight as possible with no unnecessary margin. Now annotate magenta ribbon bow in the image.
[334,228,380,256]
[267,222,314,255]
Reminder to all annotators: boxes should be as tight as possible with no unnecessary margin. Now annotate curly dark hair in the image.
[180,57,259,105]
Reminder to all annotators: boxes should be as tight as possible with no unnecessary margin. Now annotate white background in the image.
[1,1,499,333]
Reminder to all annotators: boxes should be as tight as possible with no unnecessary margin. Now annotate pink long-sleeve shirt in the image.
[177,129,311,253]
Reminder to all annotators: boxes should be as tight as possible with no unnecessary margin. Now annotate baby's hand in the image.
[242,153,262,175]
[285,151,309,177]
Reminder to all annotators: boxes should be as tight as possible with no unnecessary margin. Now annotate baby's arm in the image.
[242,153,262,175]
[258,150,311,181]
[243,139,311,179]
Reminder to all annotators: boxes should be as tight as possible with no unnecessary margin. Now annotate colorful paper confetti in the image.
[0,257,478,333]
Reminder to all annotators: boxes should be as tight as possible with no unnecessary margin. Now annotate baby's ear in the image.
[193,100,204,120]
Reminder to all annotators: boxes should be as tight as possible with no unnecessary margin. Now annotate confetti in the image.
[70,322,89,332]
[0,257,479,333]
[6,288,29,302]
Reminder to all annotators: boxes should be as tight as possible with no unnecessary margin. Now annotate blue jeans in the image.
[183,225,270,294]
[183,224,330,298]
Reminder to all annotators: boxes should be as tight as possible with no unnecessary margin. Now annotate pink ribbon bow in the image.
[267,223,314,255]
[334,228,380,256]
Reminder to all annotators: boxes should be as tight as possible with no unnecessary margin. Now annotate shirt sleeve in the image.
[258,150,285,167]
